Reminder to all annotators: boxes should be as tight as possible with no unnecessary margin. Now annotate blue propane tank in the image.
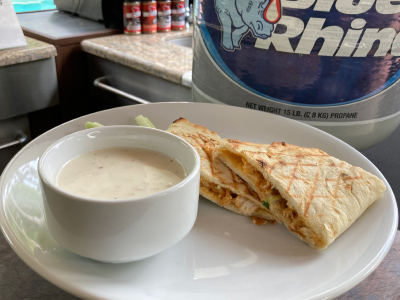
[192,0,400,150]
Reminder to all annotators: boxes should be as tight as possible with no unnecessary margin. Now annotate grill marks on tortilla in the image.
[252,144,339,217]
[168,119,386,249]
[243,145,334,213]
[215,139,380,249]
[213,140,325,246]
[166,118,274,220]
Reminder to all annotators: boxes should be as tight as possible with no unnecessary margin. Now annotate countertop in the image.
[0,36,56,67]
[17,11,121,46]
[81,29,193,86]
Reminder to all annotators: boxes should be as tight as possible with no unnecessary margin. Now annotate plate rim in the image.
[0,102,398,300]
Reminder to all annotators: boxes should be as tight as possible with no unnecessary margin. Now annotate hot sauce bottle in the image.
[142,0,157,34]
[171,0,185,31]
[157,0,171,32]
[123,0,142,35]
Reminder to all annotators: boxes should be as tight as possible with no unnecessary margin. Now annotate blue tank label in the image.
[197,0,400,106]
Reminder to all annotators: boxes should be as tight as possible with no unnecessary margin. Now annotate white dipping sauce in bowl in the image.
[57,147,186,200]
[38,125,201,263]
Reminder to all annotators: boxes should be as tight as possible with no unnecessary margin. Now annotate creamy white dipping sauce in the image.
[57,147,186,200]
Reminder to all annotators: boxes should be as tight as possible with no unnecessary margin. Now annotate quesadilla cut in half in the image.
[166,118,275,222]
[214,139,386,249]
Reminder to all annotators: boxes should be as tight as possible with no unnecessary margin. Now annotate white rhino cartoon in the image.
[215,0,281,51]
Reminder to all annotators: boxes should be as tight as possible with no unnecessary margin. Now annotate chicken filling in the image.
[200,179,263,216]
[242,157,275,202]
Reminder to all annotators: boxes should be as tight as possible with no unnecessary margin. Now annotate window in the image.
[12,0,56,13]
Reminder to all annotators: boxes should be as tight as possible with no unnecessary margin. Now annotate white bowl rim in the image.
[37,125,201,204]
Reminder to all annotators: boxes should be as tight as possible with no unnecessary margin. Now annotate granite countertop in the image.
[0,36,57,67]
[81,29,193,86]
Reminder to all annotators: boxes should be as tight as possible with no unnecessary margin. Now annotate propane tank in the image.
[192,0,400,150]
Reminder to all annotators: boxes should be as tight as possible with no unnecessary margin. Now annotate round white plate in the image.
[0,103,398,300]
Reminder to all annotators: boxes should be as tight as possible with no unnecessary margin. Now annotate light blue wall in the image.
[13,0,56,13]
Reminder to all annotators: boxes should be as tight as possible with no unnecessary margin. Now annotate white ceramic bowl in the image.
[38,125,201,263]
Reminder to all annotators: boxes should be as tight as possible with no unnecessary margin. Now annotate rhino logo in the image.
[215,0,281,51]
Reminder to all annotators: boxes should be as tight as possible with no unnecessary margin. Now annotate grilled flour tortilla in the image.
[214,139,386,249]
[166,118,275,221]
